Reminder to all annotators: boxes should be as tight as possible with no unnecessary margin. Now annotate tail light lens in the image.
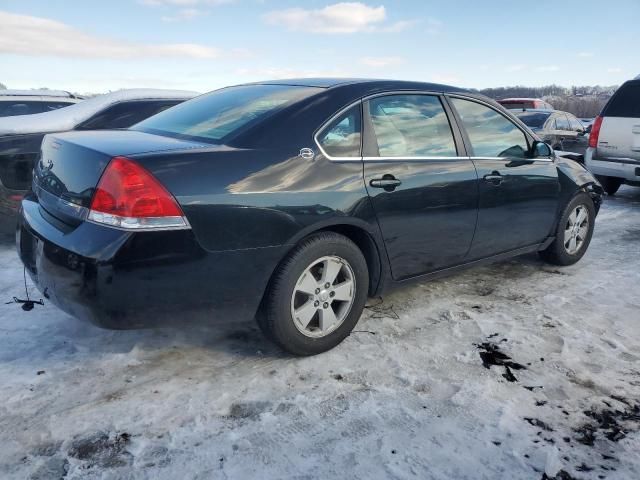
[88,156,189,230]
[588,116,603,149]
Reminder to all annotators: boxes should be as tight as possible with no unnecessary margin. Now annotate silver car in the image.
[0,89,81,117]
[585,79,640,195]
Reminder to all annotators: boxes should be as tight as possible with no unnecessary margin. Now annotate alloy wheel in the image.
[564,205,589,255]
[290,255,356,338]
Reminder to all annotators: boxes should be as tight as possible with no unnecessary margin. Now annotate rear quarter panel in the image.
[132,148,377,252]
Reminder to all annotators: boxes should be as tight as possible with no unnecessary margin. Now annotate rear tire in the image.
[539,192,595,266]
[258,232,369,356]
[596,175,623,196]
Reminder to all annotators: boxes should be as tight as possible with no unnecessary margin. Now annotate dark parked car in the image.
[514,109,590,156]
[16,79,603,355]
[0,89,81,118]
[498,98,554,110]
[0,89,196,220]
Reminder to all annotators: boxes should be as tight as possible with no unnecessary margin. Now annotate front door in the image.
[362,94,478,280]
[448,96,560,259]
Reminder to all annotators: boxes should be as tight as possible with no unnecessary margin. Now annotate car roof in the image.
[0,89,78,98]
[247,78,468,94]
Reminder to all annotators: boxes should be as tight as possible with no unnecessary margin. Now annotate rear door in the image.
[597,80,640,161]
[447,96,559,259]
[362,93,478,280]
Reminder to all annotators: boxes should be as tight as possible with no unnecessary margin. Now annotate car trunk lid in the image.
[34,130,208,226]
[596,80,640,162]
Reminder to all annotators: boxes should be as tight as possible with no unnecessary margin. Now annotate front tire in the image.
[258,232,369,356]
[595,175,623,196]
[539,192,595,266]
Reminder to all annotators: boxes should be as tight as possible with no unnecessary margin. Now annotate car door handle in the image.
[483,172,503,185]
[369,175,402,191]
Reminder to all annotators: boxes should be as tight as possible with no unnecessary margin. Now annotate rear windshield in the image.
[603,81,640,118]
[500,101,532,110]
[514,111,551,129]
[132,84,323,143]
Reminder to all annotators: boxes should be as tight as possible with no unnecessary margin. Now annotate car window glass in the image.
[514,111,551,129]
[367,95,456,157]
[78,100,182,130]
[317,105,361,158]
[451,98,528,158]
[133,85,322,143]
[42,102,75,112]
[0,101,44,117]
[603,81,640,117]
[568,116,583,131]
[555,115,570,130]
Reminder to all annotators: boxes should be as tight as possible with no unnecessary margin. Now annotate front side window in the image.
[133,84,322,143]
[451,97,529,158]
[568,116,583,132]
[367,95,457,157]
[317,105,361,158]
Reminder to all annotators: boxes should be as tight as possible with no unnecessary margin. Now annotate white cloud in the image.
[161,8,202,21]
[607,67,623,73]
[577,51,593,58]
[263,2,416,34]
[360,56,405,68]
[535,65,560,72]
[505,64,527,72]
[0,11,221,59]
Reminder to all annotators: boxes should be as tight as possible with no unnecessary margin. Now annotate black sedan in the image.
[513,108,590,156]
[16,79,603,355]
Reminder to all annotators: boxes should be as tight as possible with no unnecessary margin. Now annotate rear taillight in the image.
[88,156,189,230]
[588,116,603,149]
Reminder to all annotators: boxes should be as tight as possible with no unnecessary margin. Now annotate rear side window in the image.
[554,115,570,130]
[77,100,183,130]
[451,98,529,158]
[0,101,44,117]
[133,85,322,143]
[367,94,457,157]
[317,105,361,158]
[603,81,640,117]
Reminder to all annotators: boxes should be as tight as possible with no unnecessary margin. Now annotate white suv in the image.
[0,89,81,117]
[585,79,640,195]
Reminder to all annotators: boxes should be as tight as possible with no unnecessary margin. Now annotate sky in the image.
[0,0,638,94]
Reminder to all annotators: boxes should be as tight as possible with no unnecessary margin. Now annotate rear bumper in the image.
[16,195,287,329]
[585,148,640,182]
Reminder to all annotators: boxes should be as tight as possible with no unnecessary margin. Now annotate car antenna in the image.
[5,267,44,311]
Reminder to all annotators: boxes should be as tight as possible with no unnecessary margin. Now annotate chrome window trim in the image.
[362,156,469,161]
[314,90,452,162]
[471,156,554,162]
[313,99,363,161]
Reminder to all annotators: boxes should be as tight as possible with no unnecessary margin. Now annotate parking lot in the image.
[0,186,639,480]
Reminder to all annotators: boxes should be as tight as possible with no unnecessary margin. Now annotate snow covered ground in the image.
[1,187,639,480]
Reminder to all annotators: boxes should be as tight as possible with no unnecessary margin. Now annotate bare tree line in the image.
[478,84,618,118]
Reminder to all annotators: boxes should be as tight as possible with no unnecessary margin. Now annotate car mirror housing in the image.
[531,140,552,158]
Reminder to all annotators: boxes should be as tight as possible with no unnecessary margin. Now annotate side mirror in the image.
[532,140,553,158]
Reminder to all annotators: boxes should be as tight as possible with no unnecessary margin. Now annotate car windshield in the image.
[132,84,323,143]
[603,81,640,117]
[514,111,551,129]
